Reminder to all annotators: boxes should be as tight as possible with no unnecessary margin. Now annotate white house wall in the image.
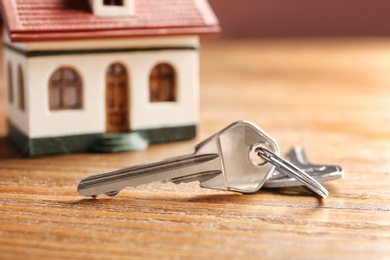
[27,49,199,138]
[3,48,29,135]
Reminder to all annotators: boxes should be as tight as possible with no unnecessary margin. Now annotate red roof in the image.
[1,0,220,42]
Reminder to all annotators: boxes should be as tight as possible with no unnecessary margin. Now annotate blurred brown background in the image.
[209,0,390,38]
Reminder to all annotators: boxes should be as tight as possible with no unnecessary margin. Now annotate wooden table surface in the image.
[1,39,390,259]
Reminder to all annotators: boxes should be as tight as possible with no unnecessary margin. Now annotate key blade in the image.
[170,171,221,184]
[77,153,220,197]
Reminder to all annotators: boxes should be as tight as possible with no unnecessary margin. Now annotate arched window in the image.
[149,63,176,102]
[7,62,13,103]
[49,67,82,110]
[18,65,25,111]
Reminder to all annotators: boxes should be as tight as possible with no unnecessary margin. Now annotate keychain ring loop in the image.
[257,147,329,198]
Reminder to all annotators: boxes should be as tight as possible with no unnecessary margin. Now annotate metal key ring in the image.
[257,147,329,198]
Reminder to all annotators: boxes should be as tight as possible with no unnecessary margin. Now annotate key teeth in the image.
[286,146,309,165]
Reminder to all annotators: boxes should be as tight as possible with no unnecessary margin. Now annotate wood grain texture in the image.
[1,39,390,259]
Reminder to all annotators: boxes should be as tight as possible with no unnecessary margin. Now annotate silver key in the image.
[77,121,329,198]
[78,121,278,197]
[265,147,344,188]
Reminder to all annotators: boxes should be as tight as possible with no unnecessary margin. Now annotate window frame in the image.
[149,63,177,103]
[49,67,83,111]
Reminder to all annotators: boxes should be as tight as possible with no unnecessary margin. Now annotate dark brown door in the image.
[106,63,129,133]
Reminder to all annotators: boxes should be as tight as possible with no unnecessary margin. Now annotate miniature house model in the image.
[0,0,219,156]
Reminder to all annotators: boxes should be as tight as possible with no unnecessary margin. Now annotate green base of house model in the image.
[8,122,196,157]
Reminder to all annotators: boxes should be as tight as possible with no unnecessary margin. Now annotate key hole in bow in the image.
[249,142,273,166]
